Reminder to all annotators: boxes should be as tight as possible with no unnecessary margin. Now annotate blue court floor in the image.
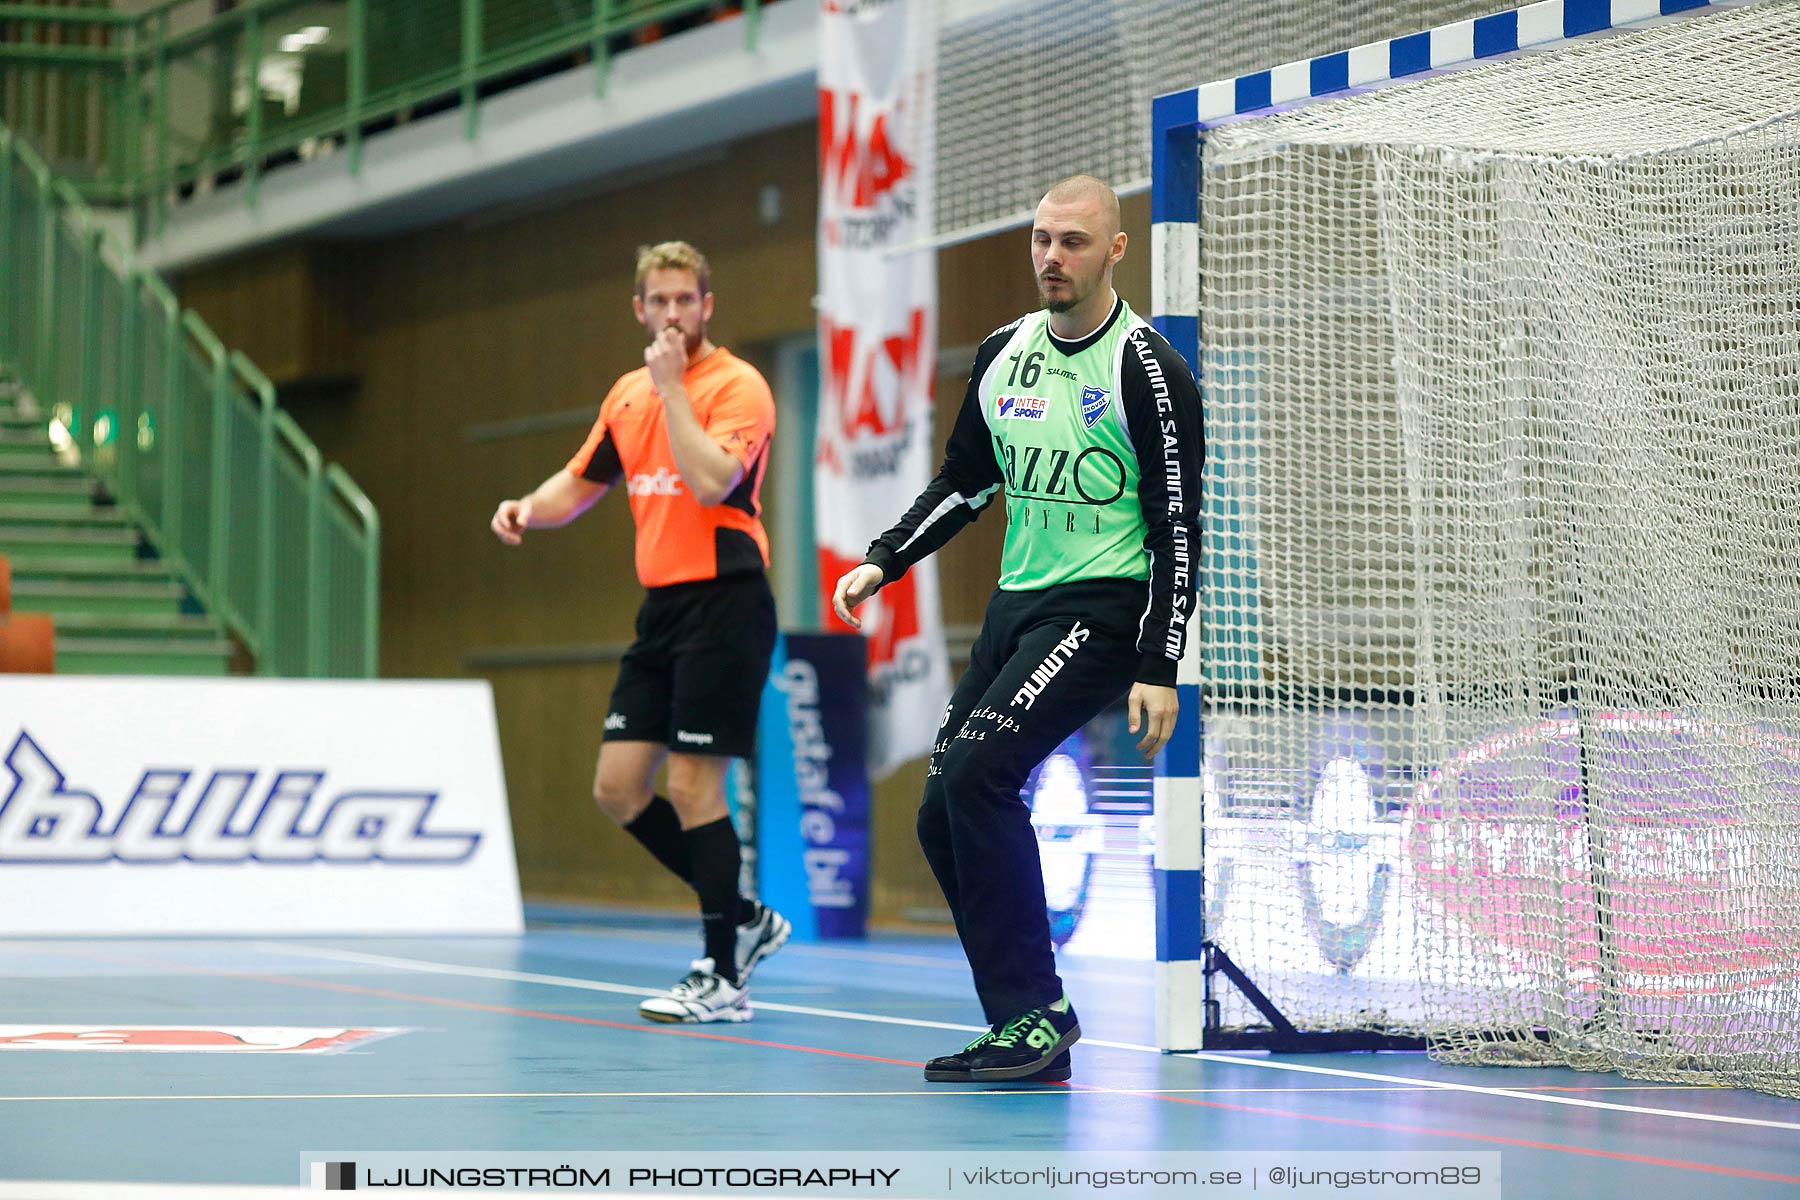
[0,905,1795,1197]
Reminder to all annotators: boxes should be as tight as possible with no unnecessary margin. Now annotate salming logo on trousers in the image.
[1010,622,1090,710]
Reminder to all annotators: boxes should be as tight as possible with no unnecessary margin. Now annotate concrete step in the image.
[46,611,226,641]
[0,430,55,461]
[4,558,177,587]
[10,578,188,618]
[0,485,102,514]
[0,505,133,529]
[54,636,235,677]
[0,475,98,509]
[0,524,142,563]
[0,409,49,434]
[0,464,87,485]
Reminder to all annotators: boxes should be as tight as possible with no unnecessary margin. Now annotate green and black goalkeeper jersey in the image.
[863,294,1203,685]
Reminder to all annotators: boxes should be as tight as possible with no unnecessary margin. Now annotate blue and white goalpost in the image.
[1152,0,1800,1086]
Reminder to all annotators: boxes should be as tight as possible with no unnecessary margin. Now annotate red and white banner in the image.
[816,0,950,776]
[0,1026,405,1053]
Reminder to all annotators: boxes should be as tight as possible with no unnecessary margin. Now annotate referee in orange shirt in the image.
[490,242,789,1023]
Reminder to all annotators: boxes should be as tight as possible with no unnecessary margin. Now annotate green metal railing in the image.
[0,0,766,227]
[0,121,380,677]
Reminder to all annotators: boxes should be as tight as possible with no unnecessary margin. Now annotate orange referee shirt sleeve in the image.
[566,380,627,482]
[704,370,776,471]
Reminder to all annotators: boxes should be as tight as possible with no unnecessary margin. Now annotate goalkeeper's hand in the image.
[1128,682,1178,759]
[832,563,885,629]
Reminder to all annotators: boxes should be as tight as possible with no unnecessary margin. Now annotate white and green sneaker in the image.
[924,997,1079,1082]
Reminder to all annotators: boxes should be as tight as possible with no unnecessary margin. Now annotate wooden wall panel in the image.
[180,243,356,385]
[178,133,1155,927]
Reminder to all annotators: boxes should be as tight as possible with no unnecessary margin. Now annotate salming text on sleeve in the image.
[1117,322,1202,685]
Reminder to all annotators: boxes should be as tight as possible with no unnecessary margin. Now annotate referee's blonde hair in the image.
[634,241,711,296]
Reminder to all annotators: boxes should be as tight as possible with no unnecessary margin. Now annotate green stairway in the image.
[2,123,379,678]
[0,378,235,676]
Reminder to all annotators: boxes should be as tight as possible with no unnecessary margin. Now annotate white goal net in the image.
[930,0,1514,242]
[1197,0,1800,1097]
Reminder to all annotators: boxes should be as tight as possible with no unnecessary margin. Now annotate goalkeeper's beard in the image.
[1038,270,1092,314]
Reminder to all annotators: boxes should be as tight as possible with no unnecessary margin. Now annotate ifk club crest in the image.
[1080,385,1111,429]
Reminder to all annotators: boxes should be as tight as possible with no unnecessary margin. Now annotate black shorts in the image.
[605,572,777,758]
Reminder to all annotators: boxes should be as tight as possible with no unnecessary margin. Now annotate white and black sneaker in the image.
[638,958,751,1024]
[735,902,791,983]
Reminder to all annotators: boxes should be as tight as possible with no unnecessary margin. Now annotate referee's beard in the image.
[661,320,707,358]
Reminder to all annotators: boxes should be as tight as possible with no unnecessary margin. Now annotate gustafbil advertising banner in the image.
[0,677,522,935]
[754,633,870,940]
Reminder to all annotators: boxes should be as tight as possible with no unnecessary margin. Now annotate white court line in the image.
[0,1085,1456,1103]
[253,943,1800,1133]
[1168,1051,1800,1132]
[251,942,994,1036]
[529,923,1152,985]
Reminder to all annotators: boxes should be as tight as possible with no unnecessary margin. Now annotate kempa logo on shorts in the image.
[1011,622,1090,710]
[994,395,1048,421]
[604,713,627,732]
[676,730,715,746]
[628,468,684,497]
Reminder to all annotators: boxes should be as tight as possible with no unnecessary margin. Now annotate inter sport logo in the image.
[995,395,1048,421]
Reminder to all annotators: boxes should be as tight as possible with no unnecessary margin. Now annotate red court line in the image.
[252,973,926,1069]
[51,948,923,1070]
[59,948,1799,1185]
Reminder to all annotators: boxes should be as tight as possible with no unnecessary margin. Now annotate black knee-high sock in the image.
[623,796,692,885]
[685,816,748,983]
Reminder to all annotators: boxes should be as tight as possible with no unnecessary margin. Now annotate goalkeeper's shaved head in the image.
[1041,175,1122,239]
[1032,174,1128,324]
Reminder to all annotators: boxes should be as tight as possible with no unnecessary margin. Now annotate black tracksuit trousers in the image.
[917,577,1147,1025]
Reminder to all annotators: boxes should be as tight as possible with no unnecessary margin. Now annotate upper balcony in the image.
[0,0,817,268]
